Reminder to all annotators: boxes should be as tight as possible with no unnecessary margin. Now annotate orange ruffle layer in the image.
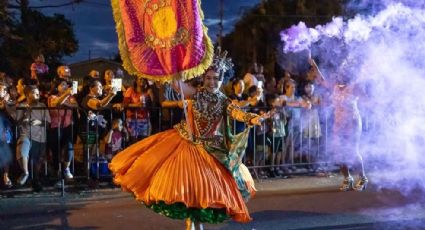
[109,129,252,223]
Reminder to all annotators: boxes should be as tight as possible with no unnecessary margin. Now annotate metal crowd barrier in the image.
[235,106,333,179]
[0,106,184,190]
[1,105,342,192]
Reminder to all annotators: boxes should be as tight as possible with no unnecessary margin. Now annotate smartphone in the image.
[111,78,122,91]
[258,81,264,89]
[72,81,78,95]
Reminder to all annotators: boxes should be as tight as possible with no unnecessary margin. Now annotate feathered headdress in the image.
[209,47,234,81]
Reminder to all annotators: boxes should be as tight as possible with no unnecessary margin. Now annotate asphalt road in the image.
[1,183,424,230]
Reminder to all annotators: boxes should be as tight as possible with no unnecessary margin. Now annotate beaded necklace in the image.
[193,88,227,137]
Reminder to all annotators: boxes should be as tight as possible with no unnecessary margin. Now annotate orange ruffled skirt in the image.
[109,129,253,223]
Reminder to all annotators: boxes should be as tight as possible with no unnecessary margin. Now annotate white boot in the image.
[196,223,204,230]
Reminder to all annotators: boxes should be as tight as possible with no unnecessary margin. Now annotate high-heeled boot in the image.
[354,176,368,191]
[339,176,354,191]
[195,222,204,230]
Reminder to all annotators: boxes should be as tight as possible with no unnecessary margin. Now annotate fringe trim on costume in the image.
[111,0,139,75]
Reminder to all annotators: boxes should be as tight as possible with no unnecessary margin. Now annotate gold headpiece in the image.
[210,46,234,80]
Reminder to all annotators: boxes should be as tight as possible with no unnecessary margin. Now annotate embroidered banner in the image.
[111,0,213,82]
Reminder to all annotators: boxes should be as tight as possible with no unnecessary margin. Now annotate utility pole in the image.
[218,0,223,47]
[19,0,29,27]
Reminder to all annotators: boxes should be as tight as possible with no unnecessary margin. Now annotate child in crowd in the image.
[30,54,51,101]
[266,94,287,177]
[30,54,49,81]
[104,118,129,161]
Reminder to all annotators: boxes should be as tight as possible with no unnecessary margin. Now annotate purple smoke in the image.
[280,18,344,53]
[280,22,319,53]
[280,3,425,193]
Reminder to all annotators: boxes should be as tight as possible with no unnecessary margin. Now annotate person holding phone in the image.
[80,80,118,174]
[48,79,78,184]
[71,81,78,95]
[103,69,126,94]
[102,70,125,116]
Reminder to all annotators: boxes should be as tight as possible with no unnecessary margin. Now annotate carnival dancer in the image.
[309,58,368,192]
[110,51,270,229]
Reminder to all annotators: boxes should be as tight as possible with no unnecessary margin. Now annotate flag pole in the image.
[177,78,193,141]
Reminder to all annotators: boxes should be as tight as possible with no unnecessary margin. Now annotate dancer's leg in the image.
[185,218,194,230]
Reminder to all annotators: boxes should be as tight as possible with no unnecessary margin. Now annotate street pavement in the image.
[1,174,425,230]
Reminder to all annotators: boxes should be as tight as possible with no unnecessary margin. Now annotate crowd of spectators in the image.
[0,54,333,191]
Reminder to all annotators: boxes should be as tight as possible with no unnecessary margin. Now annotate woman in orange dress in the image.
[110,59,269,229]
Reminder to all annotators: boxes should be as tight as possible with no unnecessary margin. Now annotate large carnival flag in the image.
[111,0,214,82]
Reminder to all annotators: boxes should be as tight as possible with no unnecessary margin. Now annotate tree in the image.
[222,0,344,78]
[0,0,79,77]
[112,52,122,63]
[0,1,14,42]
[0,1,19,73]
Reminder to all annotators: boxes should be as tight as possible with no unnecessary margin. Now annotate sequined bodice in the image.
[174,88,258,143]
[192,89,229,137]
[332,85,359,113]
[332,85,361,126]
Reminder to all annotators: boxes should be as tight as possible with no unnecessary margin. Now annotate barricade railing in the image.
[1,106,186,187]
[237,106,332,179]
[1,105,345,191]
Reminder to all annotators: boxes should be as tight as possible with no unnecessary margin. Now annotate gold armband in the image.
[243,113,258,125]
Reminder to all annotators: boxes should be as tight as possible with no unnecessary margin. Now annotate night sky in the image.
[33,0,261,63]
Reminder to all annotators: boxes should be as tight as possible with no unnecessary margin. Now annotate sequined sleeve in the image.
[226,101,259,125]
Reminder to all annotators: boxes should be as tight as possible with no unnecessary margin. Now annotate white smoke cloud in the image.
[280,3,425,193]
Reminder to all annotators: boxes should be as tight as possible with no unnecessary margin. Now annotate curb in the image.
[1,175,344,199]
